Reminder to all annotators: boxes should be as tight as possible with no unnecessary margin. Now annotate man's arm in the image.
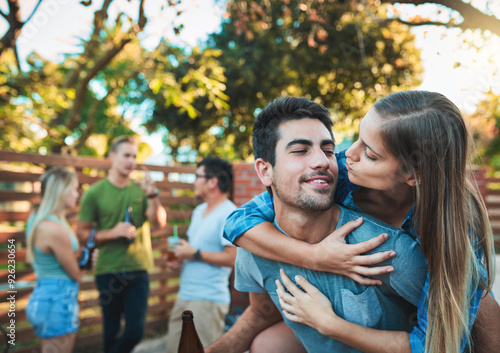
[145,195,167,231]
[206,292,283,353]
[77,220,136,246]
[138,166,167,231]
[175,240,236,267]
[77,185,137,246]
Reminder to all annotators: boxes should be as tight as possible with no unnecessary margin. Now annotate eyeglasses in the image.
[194,174,207,179]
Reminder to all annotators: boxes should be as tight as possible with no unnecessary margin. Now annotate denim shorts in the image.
[26,278,79,338]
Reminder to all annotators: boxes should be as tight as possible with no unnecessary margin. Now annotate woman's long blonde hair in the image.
[375,91,494,353]
[26,167,77,263]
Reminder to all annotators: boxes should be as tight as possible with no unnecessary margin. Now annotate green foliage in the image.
[469,92,500,169]
[4,0,498,164]
[142,44,232,160]
[145,0,423,160]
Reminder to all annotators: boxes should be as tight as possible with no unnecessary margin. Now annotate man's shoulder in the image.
[339,205,400,234]
[338,205,416,249]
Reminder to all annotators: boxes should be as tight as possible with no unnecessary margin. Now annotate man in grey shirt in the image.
[206,97,427,353]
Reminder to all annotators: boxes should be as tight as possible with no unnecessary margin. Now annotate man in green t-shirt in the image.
[77,136,167,353]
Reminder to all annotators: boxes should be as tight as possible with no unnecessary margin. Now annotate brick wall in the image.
[232,162,267,206]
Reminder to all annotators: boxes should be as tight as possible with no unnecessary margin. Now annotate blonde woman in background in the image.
[25,167,82,353]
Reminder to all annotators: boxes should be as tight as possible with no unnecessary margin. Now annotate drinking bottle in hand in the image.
[79,227,96,269]
[124,205,135,243]
[167,225,180,261]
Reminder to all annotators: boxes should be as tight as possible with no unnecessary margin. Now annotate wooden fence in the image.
[481,178,500,246]
[0,150,199,352]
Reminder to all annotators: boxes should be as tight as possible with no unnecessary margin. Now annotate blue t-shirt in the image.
[178,200,236,305]
[26,214,79,281]
[236,205,427,353]
[224,150,487,352]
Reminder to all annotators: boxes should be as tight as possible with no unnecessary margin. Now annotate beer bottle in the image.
[177,310,204,353]
[123,205,134,243]
[79,227,96,269]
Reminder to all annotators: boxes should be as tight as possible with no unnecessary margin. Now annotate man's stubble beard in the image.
[272,175,336,212]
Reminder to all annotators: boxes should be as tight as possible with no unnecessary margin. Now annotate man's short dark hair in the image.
[198,157,233,193]
[109,135,139,154]
[252,97,333,165]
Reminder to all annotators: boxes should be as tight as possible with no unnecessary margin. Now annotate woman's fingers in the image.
[276,280,302,323]
[348,273,383,286]
[293,275,320,295]
[352,262,394,276]
[350,233,391,257]
[329,217,364,241]
[279,269,303,296]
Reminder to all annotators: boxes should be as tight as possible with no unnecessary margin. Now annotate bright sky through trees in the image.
[2,0,499,157]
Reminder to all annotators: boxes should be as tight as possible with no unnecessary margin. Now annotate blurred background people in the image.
[77,136,167,353]
[166,157,236,352]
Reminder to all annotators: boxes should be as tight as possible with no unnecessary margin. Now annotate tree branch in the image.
[65,38,131,132]
[0,10,8,20]
[24,0,43,24]
[13,43,21,72]
[63,0,113,90]
[52,0,114,128]
[0,0,23,58]
[65,0,148,132]
[380,0,500,36]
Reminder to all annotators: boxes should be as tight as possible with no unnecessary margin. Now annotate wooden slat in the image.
[0,190,40,203]
[485,189,500,196]
[0,170,194,191]
[0,211,31,222]
[485,202,500,209]
[488,214,500,222]
[0,150,111,169]
[0,248,26,263]
[166,209,193,220]
[0,150,196,174]
[156,180,194,190]
[161,195,198,206]
[0,170,41,183]
[0,230,25,243]
[0,268,33,282]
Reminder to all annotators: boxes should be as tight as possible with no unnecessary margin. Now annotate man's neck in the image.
[274,203,341,244]
[107,169,130,189]
[202,192,228,217]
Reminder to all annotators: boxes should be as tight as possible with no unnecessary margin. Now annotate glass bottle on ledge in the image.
[177,310,204,353]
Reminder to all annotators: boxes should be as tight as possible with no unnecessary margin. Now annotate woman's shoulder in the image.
[36,219,71,241]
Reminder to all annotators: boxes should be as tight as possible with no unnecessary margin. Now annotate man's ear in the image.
[207,176,218,190]
[254,158,273,187]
